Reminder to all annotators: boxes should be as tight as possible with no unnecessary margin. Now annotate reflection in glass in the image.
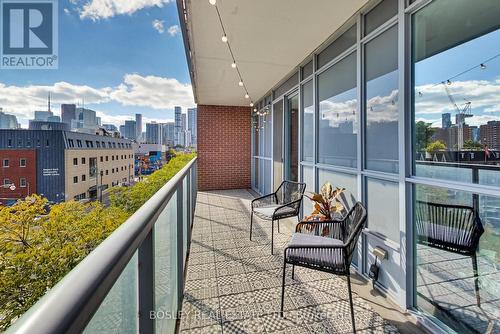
[366,178,399,243]
[415,184,499,334]
[286,94,299,182]
[301,165,315,217]
[413,0,500,184]
[318,52,357,167]
[302,80,314,162]
[365,25,399,173]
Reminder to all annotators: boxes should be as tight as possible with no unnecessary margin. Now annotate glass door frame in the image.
[284,90,300,182]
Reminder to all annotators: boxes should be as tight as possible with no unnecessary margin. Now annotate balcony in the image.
[6,156,424,334]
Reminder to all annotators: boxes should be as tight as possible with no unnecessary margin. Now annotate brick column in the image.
[197,105,251,191]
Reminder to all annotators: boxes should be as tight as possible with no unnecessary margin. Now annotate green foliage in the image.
[415,121,435,152]
[426,140,446,153]
[463,140,483,150]
[0,153,195,330]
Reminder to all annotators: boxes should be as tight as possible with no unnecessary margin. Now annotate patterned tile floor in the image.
[179,190,400,334]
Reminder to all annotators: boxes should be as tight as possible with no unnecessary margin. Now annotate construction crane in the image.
[442,82,473,149]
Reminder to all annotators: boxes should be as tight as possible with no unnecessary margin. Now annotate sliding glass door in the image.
[285,93,299,182]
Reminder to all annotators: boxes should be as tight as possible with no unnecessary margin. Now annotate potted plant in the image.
[304,182,345,221]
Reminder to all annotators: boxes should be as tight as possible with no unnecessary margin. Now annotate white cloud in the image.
[78,0,172,20]
[152,19,165,33]
[0,74,194,126]
[167,24,180,37]
[64,8,71,15]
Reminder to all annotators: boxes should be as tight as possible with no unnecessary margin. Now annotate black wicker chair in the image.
[280,202,367,333]
[251,180,306,254]
[415,201,484,306]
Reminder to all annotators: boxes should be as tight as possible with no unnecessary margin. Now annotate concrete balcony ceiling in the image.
[181,0,368,106]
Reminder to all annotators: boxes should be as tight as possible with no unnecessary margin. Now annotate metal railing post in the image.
[176,182,184,309]
[187,170,192,247]
[138,229,155,334]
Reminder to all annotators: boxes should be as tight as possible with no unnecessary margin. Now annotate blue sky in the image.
[0,0,194,128]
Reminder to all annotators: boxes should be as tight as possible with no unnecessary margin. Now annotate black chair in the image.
[280,202,367,333]
[415,201,484,306]
[251,180,306,254]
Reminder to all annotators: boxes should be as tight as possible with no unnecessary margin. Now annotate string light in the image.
[250,102,254,107]
[231,62,237,69]
[221,35,228,43]
[209,0,216,5]
[238,81,243,87]
[245,94,249,99]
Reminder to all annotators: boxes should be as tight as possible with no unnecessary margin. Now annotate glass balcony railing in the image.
[6,157,198,334]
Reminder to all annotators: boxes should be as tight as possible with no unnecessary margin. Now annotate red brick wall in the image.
[197,105,251,191]
[0,150,37,201]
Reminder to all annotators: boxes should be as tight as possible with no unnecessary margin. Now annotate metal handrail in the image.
[7,157,198,334]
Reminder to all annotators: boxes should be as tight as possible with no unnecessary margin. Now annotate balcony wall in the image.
[197,105,251,191]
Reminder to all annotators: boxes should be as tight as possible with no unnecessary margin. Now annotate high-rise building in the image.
[77,108,98,129]
[47,115,61,122]
[61,104,77,125]
[162,122,175,147]
[135,114,143,141]
[34,110,53,121]
[188,107,197,146]
[442,113,451,128]
[181,113,187,132]
[102,124,118,132]
[0,110,19,129]
[174,106,182,146]
[480,121,500,150]
[146,122,162,144]
[122,120,137,140]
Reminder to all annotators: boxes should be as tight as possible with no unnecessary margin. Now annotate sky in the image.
[0,0,195,129]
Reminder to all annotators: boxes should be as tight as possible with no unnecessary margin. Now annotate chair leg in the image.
[472,254,481,307]
[347,274,356,333]
[291,265,295,280]
[277,219,280,233]
[280,259,287,317]
[250,211,253,241]
[271,219,274,255]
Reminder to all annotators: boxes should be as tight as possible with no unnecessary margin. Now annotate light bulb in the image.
[238,81,243,87]
[250,102,254,107]
[253,108,257,112]
[209,0,216,5]
[221,35,228,43]
[245,94,249,99]
[231,62,236,68]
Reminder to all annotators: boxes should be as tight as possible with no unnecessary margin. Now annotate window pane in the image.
[364,0,398,36]
[365,25,399,173]
[413,0,500,184]
[302,80,314,162]
[318,52,357,167]
[263,109,272,158]
[274,72,298,99]
[415,184,499,333]
[366,178,399,243]
[317,25,356,69]
[301,165,315,217]
[302,60,313,79]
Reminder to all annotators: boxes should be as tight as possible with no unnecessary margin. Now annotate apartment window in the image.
[3,178,12,186]
[20,178,27,187]
[81,157,86,164]
[113,142,116,148]
[317,24,356,69]
[73,176,78,183]
[273,72,298,99]
[301,60,313,80]
[18,139,22,147]
[364,0,398,36]
[112,156,115,161]
[364,24,399,173]
[37,139,40,147]
[318,51,357,167]
[108,142,112,148]
[106,170,109,175]
[115,155,118,160]
[73,158,78,165]
[89,157,97,178]
[26,139,31,147]
[106,156,109,161]
[96,141,100,148]
[19,159,26,167]
[46,139,49,147]
[100,156,103,162]
[3,159,9,167]
[77,140,82,147]
[7,139,12,147]
[102,141,105,147]
[68,139,74,147]
[82,174,86,181]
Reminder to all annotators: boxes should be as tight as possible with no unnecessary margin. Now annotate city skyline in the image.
[0,0,195,128]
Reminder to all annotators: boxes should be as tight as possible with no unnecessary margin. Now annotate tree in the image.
[463,140,483,150]
[426,140,446,154]
[415,121,435,152]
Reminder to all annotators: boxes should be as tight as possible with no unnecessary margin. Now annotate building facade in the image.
[0,130,133,202]
[135,113,142,140]
[0,111,19,129]
[179,0,500,333]
[0,149,36,203]
[145,122,162,144]
[122,120,137,140]
[174,106,182,146]
[187,107,197,147]
[61,104,76,125]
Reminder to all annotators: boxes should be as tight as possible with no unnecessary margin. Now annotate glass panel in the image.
[263,159,272,194]
[84,252,138,333]
[286,94,299,182]
[413,0,500,184]
[365,25,399,173]
[183,176,188,262]
[274,72,299,99]
[364,0,398,36]
[252,114,259,156]
[318,169,358,264]
[415,184,499,333]
[154,192,178,334]
[366,178,399,243]
[302,80,314,162]
[317,25,356,69]
[273,101,284,190]
[301,165,315,218]
[302,60,313,79]
[318,52,357,167]
[254,158,259,189]
[263,110,272,158]
[259,159,265,193]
